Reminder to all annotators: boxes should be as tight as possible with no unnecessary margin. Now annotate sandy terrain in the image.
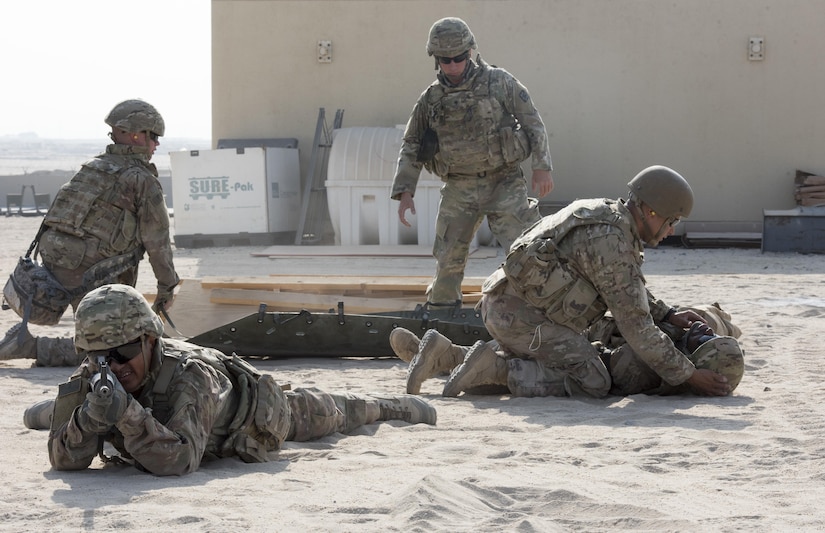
[1,214,824,532]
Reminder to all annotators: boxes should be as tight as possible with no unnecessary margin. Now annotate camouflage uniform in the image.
[392,56,551,304]
[478,198,695,398]
[25,142,177,367]
[48,336,434,476]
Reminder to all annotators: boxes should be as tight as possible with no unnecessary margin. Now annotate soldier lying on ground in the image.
[389,166,745,399]
[30,284,435,476]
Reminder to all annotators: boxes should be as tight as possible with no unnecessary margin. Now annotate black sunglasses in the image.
[148,131,160,142]
[438,51,470,65]
[89,337,144,365]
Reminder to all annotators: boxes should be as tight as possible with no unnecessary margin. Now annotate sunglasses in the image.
[89,337,144,365]
[437,51,470,65]
[148,131,160,142]
[668,217,682,228]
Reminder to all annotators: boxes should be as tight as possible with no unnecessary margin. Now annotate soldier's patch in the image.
[519,89,530,102]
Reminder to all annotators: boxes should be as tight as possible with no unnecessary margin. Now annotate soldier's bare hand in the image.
[531,170,554,198]
[668,309,707,329]
[397,192,416,227]
[686,368,731,396]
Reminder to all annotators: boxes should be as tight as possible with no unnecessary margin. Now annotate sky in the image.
[0,1,211,140]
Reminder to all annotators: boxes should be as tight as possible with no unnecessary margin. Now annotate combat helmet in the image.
[74,284,164,352]
[627,165,694,220]
[426,17,477,57]
[690,336,745,392]
[104,99,165,137]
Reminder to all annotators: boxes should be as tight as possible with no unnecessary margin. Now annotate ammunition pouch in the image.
[416,128,439,163]
[51,376,90,432]
[499,125,531,165]
[503,239,606,332]
[213,355,291,462]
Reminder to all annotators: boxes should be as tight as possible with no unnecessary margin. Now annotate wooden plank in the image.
[149,279,255,339]
[201,275,486,293]
[252,244,435,257]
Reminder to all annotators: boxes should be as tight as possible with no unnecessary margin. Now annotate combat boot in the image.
[406,329,467,394]
[389,327,421,363]
[442,341,508,397]
[23,398,55,430]
[0,323,37,361]
[369,394,437,425]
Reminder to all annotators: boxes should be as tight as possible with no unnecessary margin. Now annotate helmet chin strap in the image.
[638,202,669,247]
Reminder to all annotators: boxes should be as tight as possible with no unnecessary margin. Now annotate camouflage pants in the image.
[428,167,541,304]
[32,262,139,367]
[481,288,611,398]
[286,388,378,442]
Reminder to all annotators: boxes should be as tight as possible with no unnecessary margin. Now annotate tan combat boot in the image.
[406,329,467,395]
[0,323,37,361]
[389,327,421,363]
[368,394,437,425]
[442,341,508,397]
[24,398,55,430]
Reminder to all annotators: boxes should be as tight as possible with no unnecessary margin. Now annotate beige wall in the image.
[212,0,825,225]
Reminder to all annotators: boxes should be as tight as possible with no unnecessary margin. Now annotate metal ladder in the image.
[294,107,344,245]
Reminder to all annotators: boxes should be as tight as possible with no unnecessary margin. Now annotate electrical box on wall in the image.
[318,40,332,62]
[748,37,765,61]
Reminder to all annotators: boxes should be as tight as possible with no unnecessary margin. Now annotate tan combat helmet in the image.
[74,284,164,352]
[690,336,745,392]
[627,165,694,220]
[426,17,477,58]
[105,99,165,137]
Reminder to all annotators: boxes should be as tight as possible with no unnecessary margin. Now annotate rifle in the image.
[90,354,115,462]
[91,354,114,398]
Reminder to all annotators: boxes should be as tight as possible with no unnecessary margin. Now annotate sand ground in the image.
[1,214,824,532]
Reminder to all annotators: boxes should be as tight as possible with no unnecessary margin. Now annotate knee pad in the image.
[286,387,345,441]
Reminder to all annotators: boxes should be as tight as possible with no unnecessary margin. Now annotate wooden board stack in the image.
[795,170,825,207]
[153,275,486,339]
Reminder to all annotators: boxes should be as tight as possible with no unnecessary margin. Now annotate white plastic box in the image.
[170,147,300,247]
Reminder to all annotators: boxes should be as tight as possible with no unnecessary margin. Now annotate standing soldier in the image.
[0,99,179,367]
[391,17,554,307]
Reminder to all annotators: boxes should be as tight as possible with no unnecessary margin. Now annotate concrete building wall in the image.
[211,0,825,226]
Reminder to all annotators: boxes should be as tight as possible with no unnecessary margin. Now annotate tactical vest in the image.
[150,342,291,462]
[499,199,640,332]
[425,62,530,177]
[42,156,142,268]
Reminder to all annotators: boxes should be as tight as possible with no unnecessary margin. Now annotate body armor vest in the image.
[425,62,530,176]
[149,341,291,461]
[43,155,141,262]
[500,199,640,332]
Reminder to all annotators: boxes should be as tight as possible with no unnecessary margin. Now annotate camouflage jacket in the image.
[39,144,178,294]
[48,339,245,476]
[392,58,553,200]
[496,198,695,386]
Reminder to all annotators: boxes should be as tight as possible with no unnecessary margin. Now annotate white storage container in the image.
[170,147,300,247]
[325,126,442,246]
[325,126,493,247]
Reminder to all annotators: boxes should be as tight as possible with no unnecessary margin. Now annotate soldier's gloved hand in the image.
[75,404,113,435]
[152,286,175,314]
[81,379,130,431]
